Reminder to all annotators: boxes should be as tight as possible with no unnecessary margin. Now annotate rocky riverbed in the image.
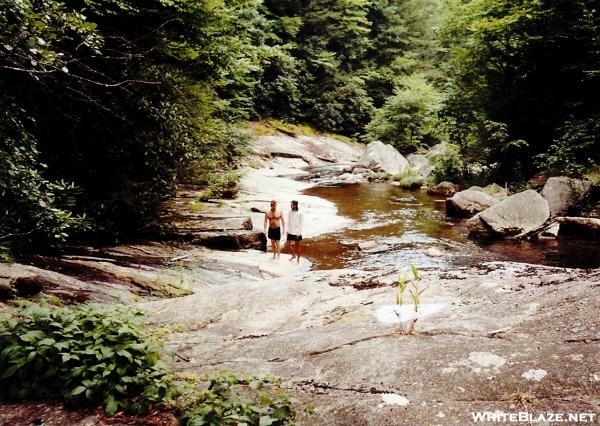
[1,131,599,425]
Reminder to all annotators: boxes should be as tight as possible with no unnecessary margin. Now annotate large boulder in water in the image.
[468,190,550,238]
[357,141,409,175]
[540,177,591,217]
[428,181,460,197]
[446,189,499,217]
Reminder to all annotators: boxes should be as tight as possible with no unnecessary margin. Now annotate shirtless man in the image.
[264,200,285,259]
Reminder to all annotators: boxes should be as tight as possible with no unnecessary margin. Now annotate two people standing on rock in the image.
[264,200,303,263]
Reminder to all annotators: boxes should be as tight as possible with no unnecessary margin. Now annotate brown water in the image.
[300,183,600,270]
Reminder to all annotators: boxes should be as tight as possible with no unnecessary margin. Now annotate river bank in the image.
[1,131,599,425]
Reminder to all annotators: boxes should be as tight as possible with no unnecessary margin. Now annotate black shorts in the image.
[268,227,281,241]
[287,233,302,241]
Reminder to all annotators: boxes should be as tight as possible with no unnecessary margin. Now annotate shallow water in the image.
[300,183,600,270]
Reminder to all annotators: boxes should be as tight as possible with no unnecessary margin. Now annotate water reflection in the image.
[301,183,600,270]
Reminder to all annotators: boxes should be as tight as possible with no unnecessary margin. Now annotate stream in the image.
[300,183,600,270]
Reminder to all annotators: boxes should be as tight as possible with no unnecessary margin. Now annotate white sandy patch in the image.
[521,369,547,381]
[379,393,410,407]
[468,352,507,369]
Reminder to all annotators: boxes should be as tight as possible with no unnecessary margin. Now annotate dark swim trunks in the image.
[268,227,281,241]
[287,233,302,241]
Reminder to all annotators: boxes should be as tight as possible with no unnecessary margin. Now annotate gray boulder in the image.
[446,189,499,217]
[466,213,492,237]
[466,184,508,200]
[470,190,550,238]
[484,183,509,200]
[406,153,429,169]
[541,177,591,216]
[406,153,434,178]
[425,143,451,159]
[352,167,371,175]
[357,141,409,175]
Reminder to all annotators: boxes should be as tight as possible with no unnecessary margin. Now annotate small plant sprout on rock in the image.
[395,265,428,335]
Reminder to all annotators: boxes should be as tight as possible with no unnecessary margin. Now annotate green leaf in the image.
[0,364,21,379]
[259,415,278,426]
[19,330,45,343]
[71,386,86,396]
[106,399,119,416]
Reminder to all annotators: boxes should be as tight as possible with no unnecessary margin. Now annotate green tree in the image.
[366,74,441,153]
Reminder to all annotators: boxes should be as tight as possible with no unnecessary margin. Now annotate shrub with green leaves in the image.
[178,371,299,426]
[0,303,171,415]
[391,168,425,189]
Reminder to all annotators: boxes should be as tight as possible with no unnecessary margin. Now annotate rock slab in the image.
[473,190,550,238]
[541,177,591,216]
[446,189,499,217]
[357,141,409,175]
[428,181,460,197]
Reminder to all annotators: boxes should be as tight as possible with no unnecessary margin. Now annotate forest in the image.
[2,0,599,251]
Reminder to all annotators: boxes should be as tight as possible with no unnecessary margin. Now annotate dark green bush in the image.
[0,303,171,415]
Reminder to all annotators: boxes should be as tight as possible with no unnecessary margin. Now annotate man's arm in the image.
[280,211,285,235]
[264,213,268,234]
[299,213,303,237]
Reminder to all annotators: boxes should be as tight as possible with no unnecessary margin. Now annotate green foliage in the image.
[309,76,374,136]
[391,169,424,189]
[394,265,427,335]
[0,246,12,263]
[441,0,600,182]
[257,0,446,137]
[0,0,258,247]
[366,74,441,153]
[430,144,464,184]
[0,105,89,247]
[0,303,304,422]
[178,371,298,425]
[198,171,241,202]
[535,117,600,177]
[0,303,171,415]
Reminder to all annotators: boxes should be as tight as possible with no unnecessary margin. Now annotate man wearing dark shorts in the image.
[287,200,303,263]
[264,200,285,259]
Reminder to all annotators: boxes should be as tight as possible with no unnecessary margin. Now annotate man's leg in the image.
[294,240,301,263]
[270,239,276,259]
[275,240,281,258]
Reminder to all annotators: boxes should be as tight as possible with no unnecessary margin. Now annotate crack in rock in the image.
[307,333,397,356]
[295,380,400,395]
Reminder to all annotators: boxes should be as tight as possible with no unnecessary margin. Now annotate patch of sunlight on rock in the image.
[468,352,507,369]
[521,369,547,381]
[379,393,410,407]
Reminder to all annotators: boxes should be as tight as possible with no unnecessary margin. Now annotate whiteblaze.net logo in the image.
[470,411,597,423]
